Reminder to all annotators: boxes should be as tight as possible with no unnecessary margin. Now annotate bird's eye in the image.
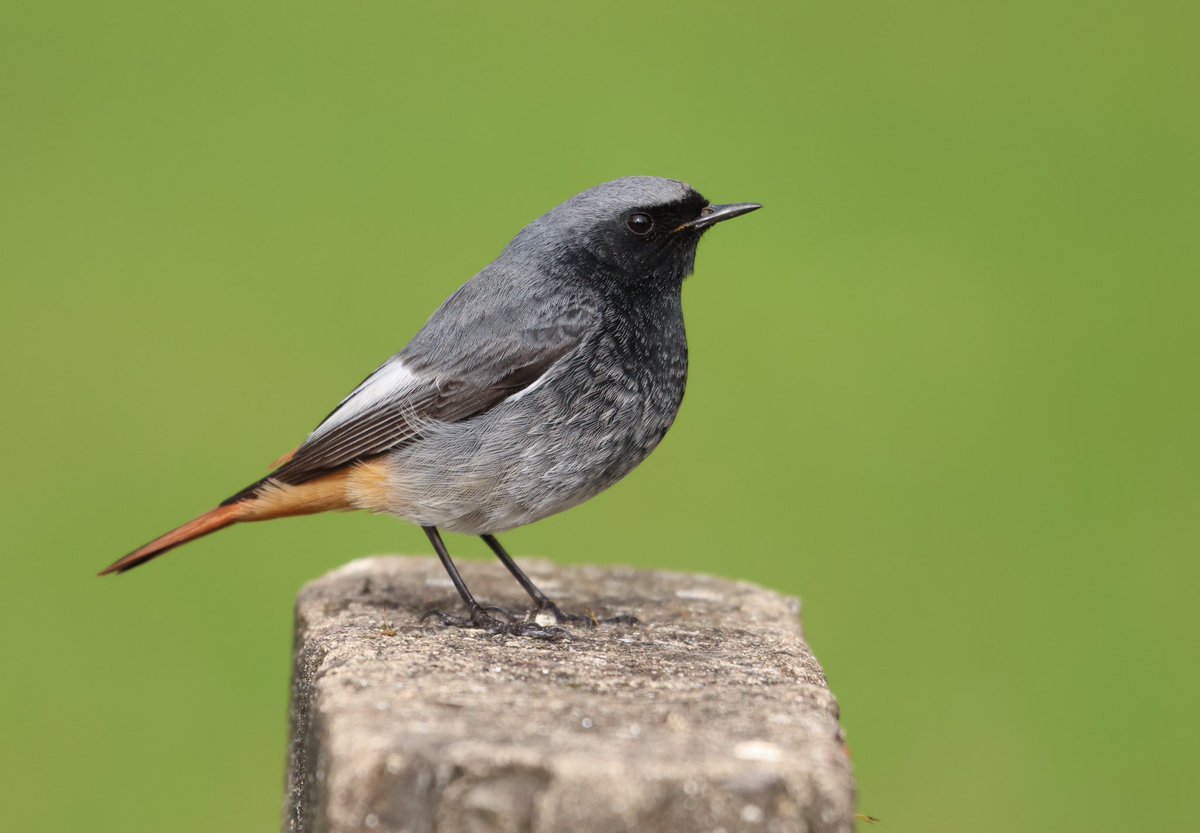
[626,212,654,235]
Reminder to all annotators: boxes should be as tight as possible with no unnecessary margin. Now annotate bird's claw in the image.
[478,604,522,622]
[421,607,570,641]
[530,603,640,629]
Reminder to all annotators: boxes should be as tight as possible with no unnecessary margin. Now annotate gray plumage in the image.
[234,176,756,534]
[104,175,759,604]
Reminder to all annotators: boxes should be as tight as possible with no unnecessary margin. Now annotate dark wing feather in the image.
[270,351,567,486]
[219,263,601,507]
[220,303,596,507]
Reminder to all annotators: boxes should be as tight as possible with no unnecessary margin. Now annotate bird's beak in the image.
[674,202,763,232]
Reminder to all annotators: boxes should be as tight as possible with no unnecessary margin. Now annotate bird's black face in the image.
[600,191,707,279]
[513,177,761,295]
[594,190,762,290]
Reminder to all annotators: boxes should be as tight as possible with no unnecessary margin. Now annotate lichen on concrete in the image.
[284,556,855,833]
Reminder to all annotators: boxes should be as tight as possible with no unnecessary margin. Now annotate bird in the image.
[101,176,761,638]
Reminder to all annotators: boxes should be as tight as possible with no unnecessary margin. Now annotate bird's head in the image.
[511,176,761,293]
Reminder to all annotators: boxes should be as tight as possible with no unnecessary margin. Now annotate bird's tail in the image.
[98,502,251,575]
[98,465,384,576]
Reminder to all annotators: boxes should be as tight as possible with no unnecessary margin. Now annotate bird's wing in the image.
[257,293,598,491]
[271,353,562,485]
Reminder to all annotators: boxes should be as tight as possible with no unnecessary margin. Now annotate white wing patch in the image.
[505,365,554,403]
[309,359,421,440]
[307,352,560,448]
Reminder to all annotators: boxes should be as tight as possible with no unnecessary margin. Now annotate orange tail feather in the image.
[99,503,250,576]
[100,465,385,576]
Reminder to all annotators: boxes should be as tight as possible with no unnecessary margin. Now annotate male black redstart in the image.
[102,177,761,637]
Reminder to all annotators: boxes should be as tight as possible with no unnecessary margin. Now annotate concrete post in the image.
[285,556,855,833]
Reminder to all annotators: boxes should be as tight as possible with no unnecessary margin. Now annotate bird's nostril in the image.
[700,207,714,217]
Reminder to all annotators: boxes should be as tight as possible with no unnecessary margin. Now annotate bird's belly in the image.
[379,377,683,534]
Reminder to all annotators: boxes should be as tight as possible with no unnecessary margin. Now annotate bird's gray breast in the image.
[387,294,688,534]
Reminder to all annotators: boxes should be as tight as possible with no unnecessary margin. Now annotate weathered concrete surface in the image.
[285,556,855,833]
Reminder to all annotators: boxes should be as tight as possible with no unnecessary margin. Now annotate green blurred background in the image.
[2,1,1197,831]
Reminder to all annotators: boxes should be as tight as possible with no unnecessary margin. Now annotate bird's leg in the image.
[420,526,567,640]
[480,534,639,627]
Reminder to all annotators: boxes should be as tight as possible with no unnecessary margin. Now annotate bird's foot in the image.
[421,606,569,641]
[529,602,640,629]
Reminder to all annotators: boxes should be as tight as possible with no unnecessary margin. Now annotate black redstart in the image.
[101,176,761,637]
